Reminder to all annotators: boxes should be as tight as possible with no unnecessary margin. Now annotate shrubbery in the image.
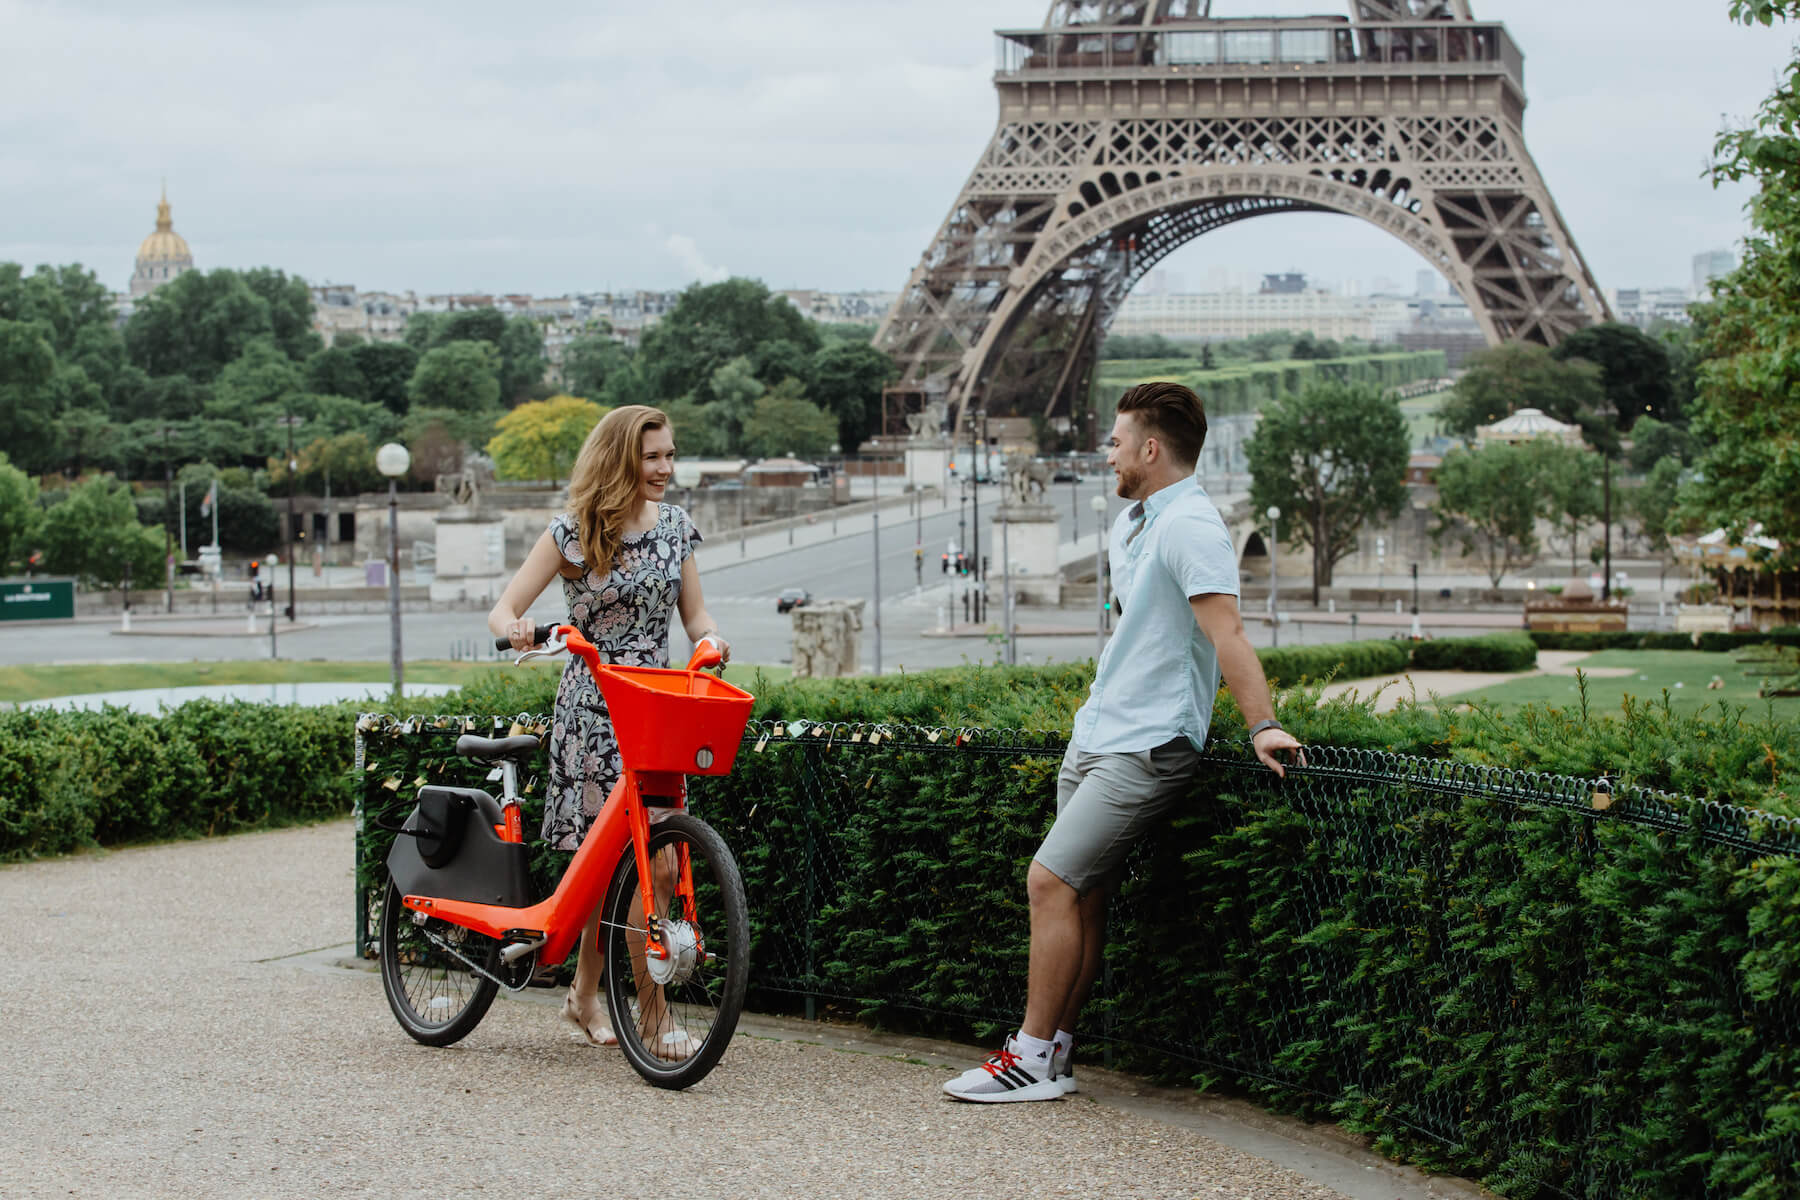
[1409,632,1537,672]
[1531,630,1800,652]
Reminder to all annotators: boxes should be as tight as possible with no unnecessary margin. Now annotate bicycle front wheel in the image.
[601,813,750,1089]
[378,878,501,1046]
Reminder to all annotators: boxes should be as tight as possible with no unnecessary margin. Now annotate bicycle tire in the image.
[600,814,750,1089]
[378,878,502,1046]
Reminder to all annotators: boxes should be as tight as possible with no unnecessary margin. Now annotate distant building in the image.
[1110,286,1409,343]
[1691,249,1736,298]
[777,289,899,325]
[129,185,194,299]
[1606,286,1693,330]
[1475,408,1584,449]
[1260,272,1307,295]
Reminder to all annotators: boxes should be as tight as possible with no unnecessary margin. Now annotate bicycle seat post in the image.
[498,759,523,842]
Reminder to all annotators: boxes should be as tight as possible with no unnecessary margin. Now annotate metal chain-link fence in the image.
[355,713,1800,1200]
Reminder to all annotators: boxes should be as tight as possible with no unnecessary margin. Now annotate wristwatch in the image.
[1248,718,1284,739]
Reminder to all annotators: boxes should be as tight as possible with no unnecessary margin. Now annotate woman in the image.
[487,404,728,1057]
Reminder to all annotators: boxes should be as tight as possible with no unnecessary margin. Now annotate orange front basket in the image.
[595,666,755,776]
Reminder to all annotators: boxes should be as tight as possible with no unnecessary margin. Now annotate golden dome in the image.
[136,186,192,265]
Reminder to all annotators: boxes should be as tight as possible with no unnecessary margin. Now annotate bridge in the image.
[876,1,1609,436]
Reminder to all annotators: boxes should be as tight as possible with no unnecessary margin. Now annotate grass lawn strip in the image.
[0,659,790,703]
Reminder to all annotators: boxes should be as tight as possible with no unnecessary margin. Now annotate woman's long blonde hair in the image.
[566,405,670,573]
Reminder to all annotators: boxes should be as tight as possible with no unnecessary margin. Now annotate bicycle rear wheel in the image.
[378,879,501,1046]
[601,813,749,1088]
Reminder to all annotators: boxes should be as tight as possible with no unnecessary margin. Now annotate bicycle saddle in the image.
[455,733,541,762]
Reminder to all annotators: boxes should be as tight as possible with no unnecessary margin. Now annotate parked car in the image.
[1051,467,1082,483]
[776,587,812,614]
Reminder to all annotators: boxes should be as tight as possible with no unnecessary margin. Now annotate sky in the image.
[1,0,1793,299]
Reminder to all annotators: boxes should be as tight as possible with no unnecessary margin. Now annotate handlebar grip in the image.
[494,625,554,651]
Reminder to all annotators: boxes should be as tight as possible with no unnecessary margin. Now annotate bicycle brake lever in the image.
[515,635,567,666]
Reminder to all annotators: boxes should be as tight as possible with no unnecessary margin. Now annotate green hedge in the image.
[1258,638,1410,685]
[0,700,366,860]
[1531,630,1800,652]
[1409,632,1537,672]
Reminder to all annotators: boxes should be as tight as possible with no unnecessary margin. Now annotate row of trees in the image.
[1102,329,1387,365]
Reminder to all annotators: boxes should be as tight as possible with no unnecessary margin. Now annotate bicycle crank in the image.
[645,919,700,986]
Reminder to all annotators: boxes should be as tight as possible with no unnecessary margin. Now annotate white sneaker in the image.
[942,1035,1064,1103]
[1050,1044,1078,1095]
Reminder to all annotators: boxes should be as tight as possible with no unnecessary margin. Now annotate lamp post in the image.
[1410,562,1421,640]
[969,410,983,625]
[278,411,301,621]
[1089,494,1108,659]
[377,442,411,697]
[161,424,175,613]
[871,454,882,675]
[1266,505,1281,648]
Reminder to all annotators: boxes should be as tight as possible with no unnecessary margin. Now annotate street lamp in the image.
[1266,505,1281,648]
[277,411,303,621]
[1089,494,1108,659]
[1410,562,1421,640]
[376,442,411,697]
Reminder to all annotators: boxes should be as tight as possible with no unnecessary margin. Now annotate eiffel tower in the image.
[875,1,1610,436]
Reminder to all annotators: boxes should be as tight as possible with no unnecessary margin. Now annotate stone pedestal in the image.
[993,502,1062,606]
[428,512,507,604]
[792,599,866,678]
[904,441,951,493]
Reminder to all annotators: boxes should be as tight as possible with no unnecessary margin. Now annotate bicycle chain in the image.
[417,920,535,993]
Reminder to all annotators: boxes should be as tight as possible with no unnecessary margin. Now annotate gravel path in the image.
[0,822,1488,1199]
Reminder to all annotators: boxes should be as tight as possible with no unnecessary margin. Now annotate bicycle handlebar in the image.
[494,625,553,652]
[495,626,725,673]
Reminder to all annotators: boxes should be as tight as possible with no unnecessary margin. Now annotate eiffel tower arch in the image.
[875,1,1611,437]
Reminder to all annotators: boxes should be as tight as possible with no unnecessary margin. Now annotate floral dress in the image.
[543,504,702,850]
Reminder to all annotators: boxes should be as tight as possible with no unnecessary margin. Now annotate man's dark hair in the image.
[1116,380,1207,467]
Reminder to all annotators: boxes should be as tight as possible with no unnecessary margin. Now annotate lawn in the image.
[1448,649,1800,718]
[0,658,791,703]
[1398,390,1451,451]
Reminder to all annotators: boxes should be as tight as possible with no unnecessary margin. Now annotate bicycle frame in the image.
[399,625,730,968]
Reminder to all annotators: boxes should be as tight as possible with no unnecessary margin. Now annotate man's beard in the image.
[1114,462,1146,499]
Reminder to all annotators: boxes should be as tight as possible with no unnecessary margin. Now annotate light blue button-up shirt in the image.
[1071,476,1240,754]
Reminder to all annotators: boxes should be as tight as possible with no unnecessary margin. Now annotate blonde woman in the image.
[488,404,728,1056]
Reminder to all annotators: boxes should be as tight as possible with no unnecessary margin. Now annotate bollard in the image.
[121,608,131,633]
[1394,598,1403,615]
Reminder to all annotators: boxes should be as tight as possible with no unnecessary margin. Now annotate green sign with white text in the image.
[0,580,75,622]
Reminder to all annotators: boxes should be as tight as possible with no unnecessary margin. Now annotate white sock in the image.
[1054,1030,1077,1063]
[1012,1030,1056,1071]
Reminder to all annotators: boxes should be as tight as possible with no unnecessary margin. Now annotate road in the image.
[0,472,1531,673]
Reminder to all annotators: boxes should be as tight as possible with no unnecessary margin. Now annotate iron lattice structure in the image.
[875,0,1610,435]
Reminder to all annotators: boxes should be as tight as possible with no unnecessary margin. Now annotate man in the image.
[944,381,1304,1103]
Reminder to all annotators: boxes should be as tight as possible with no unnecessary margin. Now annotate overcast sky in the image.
[2,0,1792,299]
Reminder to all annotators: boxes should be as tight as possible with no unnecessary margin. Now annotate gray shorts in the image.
[1035,737,1201,894]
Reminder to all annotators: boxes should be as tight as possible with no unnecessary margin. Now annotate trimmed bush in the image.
[1258,639,1410,685]
[1531,630,1800,652]
[1409,632,1537,673]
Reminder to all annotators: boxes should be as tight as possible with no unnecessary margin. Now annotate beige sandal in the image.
[561,993,617,1047]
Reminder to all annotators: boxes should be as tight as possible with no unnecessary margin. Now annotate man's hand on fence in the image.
[1252,727,1305,779]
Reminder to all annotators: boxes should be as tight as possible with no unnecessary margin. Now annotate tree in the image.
[742,378,840,458]
[497,316,547,404]
[752,338,817,392]
[1679,0,1800,562]
[562,333,634,399]
[0,318,59,472]
[1625,416,1695,473]
[660,396,732,457]
[1437,344,1606,438]
[1200,343,1218,370]
[351,341,419,414]
[1289,332,1341,361]
[408,340,501,413]
[1245,381,1410,604]
[267,431,384,496]
[1432,441,1553,591]
[209,339,304,434]
[239,267,322,362]
[38,476,168,594]
[486,395,606,483]
[1551,322,1675,445]
[1535,442,1605,576]
[707,356,765,452]
[401,410,471,486]
[0,452,40,572]
[123,268,278,382]
[811,341,897,454]
[1630,457,1683,554]
[304,345,369,402]
[637,278,821,407]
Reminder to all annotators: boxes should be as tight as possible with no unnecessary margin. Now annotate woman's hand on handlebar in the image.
[687,632,731,672]
[494,619,553,652]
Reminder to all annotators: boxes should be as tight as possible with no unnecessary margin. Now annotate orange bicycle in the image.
[377,625,753,1088]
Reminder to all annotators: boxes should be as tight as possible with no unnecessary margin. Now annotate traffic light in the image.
[941,553,949,574]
